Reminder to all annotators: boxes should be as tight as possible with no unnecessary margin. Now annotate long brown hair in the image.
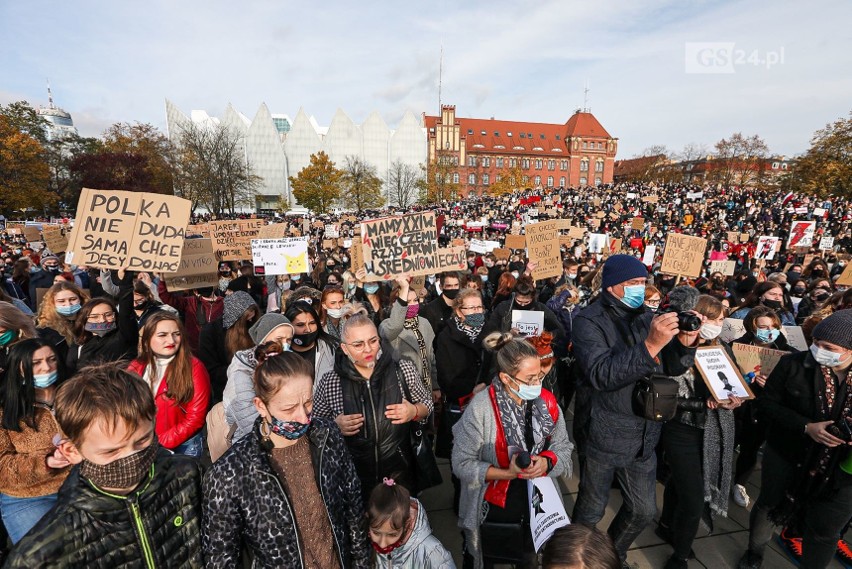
[73,298,117,345]
[225,305,260,358]
[136,311,194,405]
[36,281,90,344]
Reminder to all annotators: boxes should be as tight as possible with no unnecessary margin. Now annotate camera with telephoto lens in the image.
[658,306,702,332]
[828,419,852,443]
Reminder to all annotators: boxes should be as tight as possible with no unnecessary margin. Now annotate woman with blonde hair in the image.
[127,311,211,456]
[35,281,89,363]
[0,301,38,383]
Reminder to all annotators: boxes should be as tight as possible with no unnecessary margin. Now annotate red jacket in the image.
[127,356,211,450]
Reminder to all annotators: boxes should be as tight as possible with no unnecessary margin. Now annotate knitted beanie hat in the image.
[601,254,648,289]
[223,291,258,329]
[249,313,292,345]
[812,309,852,350]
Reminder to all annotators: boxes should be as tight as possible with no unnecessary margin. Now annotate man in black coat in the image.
[420,271,463,340]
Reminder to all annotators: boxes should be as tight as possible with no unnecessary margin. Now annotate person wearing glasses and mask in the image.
[66,268,138,376]
[452,331,572,569]
[313,314,432,500]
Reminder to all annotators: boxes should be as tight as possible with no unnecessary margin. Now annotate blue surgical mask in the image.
[56,303,81,316]
[33,370,59,389]
[268,412,311,440]
[508,376,542,401]
[811,345,845,367]
[364,283,380,294]
[755,328,780,343]
[620,285,646,309]
[291,274,301,282]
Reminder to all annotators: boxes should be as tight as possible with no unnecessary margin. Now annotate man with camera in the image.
[571,255,700,567]
[738,310,852,569]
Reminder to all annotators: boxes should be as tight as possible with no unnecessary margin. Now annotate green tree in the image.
[419,149,459,204]
[0,115,53,215]
[102,123,175,194]
[785,111,852,198]
[341,155,384,212]
[289,152,343,213]
[487,165,526,196]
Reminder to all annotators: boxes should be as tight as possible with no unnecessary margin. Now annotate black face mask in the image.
[292,330,319,347]
[443,289,459,300]
[762,299,782,310]
[792,287,806,296]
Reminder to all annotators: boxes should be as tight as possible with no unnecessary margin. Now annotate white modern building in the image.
[38,84,78,141]
[165,100,427,210]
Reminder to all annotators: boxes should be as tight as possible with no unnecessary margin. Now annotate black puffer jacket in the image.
[435,317,484,402]
[203,417,370,569]
[5,451,203,568]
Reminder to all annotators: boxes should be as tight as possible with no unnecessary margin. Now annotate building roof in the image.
[425,110,612,157]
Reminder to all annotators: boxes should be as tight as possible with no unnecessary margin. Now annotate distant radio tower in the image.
[47,79,54,109]
[583,80,590,112]
[438,44,443,111]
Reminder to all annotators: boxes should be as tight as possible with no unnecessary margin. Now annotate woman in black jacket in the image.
[657,295,742,569]
[65,269,138,376]
[203,343,369,569]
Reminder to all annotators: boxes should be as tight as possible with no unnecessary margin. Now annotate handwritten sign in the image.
[210,219,265,261]
[720,318,747,343]
[568,226,586,239]
[660,233,706,278]
[525,220,562,280]
[782,326,807,351]
[360,211,439,281]
[436,246,466,271]
[709,260,736,276]
[325,224,340,238]
[42,225,68,254]
[504,234,526,250]
[694,346,754,402]
[251,237,310,275]
[837,263,852,287]
[731,343,788,378]
[164,239,219,291]
[65,188,191,272]
[257,223,288,240]
[512,310,545,337]
[755,236,780,260]
[493,247,511,260]
[819,236,835,251]
[631,217,645,231]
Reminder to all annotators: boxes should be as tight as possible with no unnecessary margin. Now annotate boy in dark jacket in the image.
[5,364,204,568]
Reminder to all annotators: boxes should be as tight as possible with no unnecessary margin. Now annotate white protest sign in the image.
[819,236,835,251]
[512,310,545,337]
[325,224,340,238]
[755,236,780,260]
[781,326,807,351]
[787,221,816,248]
[694,346,754,402]
[813,207,826,216]
[251,237,310,275]
[709,260,736,276]
[469,239,489,254]
[528,477,570,552]
[720,318,746,343]
[642,244,656,266]
[588,233,608,254]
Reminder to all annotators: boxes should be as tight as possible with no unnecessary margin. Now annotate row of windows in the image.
[466,129,563,141]
[464,155,605,172]
[582,141,605,150]
[466,174,573,187]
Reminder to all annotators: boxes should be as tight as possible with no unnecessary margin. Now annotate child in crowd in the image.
[367,477,455,569]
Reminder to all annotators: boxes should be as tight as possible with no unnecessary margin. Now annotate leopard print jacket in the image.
[202,416,370,568]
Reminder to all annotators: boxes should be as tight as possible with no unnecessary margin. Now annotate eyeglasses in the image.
[509,373,545,386]
[460,305,484,313]
[87,311,115,322]
[345,336,380,351]
[646,300,661,308]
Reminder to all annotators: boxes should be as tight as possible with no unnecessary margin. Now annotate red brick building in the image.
[424,105,618,196]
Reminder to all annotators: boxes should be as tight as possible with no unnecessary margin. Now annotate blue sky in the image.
[2,0,850,158]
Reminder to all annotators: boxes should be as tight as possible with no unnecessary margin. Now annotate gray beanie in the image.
[249,313,292,345]
[812,310,852,350]
[222,291,258,329]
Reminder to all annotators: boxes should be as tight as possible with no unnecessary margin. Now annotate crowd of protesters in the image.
[0,181,849,568]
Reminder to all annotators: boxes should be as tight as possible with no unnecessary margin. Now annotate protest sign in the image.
[781,326,807,351]
[504,234,526,250]
[631,217,645,231]
[642,244,656,266]
[740,233,750,243]
[555,219,572,231]
[731,343,788,378]
[351,240,365,275]
[525,220,561,280]
[360,211,439,282]
[660,233,706,278]
[322,239,334,250]
[726,231,739,243]
[607,238,623,255]
[587,233,607,254]
[324,224,340,238]
[164,239,219,291]
[451,238,465,247]
[436,246,466,271]
[186,223,210,237]
[511,310,545,337]
[528,477,570,552]
[694,346,754,402]
[493,247,511,260]
[65,188,191,272]
[312,221,324,229]
[813,207,826,216]
[837,263,852,287]
[720,318,746,343]
[210,219,265,261]
[568,226,586,239]
[469,239,489,254]
[641,195,659,203]
[819,236,835,251]
[709,260,736,276]
[251,237,310,275]
[786,221,816,248]
[23,226,41,243]
[257,223,288,239]
[755,236,780,260]
[42,225,68,253]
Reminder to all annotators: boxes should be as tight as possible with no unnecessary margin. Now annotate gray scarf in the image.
[492,379,554,455]
[702,407,735,529]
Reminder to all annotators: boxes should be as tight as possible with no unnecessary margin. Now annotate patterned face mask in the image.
[85,321,117,336]
[268,413,311,440]
[80,439,159,491]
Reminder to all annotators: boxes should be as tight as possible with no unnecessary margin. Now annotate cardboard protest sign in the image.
[660,233,706,278]
[351,240,365,275]
[186,223,210,237]
[504,234,526,250]
[257,223,288,239]
[493,247,511,260]
[164,239,219,291]
[740,233,750,243]
[709,260,736,276]
[837,263,852,287]
[720,318,746,343]
[755,236,780,260]
[568,226,586,239]
[436,246,466,271]
[641,195,659,203]
[360,211,439,282]
[210,219,265,261]
[512,310,545,337]
[65,188,191,273]
[781,326,807,351]
[731,343,788,378]
[694,346,755,402]
[525,221,562,280]
[42,225,68,253]
[607,238,622,255]
[555,219,572,231]
[786,221,816,248]
[322,239,334,250]
[528,477,570,552]
[251,237,310,275]
[5,221,24,235]
[631,217,645,231]
[451,238,465,247]
[23,226,41,243]
[312,221,324,229]
[726,231,739,243]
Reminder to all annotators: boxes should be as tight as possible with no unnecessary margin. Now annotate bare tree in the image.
[171,122,261,215]
[710,133,770,190]
[341,155,384,212]
[386,159,422,208]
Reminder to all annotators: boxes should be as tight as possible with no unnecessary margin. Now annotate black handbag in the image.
[632,374,679,421]
[398,371,443,491]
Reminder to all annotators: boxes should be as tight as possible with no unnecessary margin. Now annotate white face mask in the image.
[326,307,343,319]
[699,323,723,340]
